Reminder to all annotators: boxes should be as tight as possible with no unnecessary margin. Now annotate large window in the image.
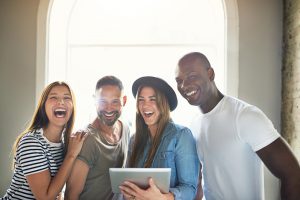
[48,0,225,130]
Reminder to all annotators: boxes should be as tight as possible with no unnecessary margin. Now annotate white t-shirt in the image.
[190,96,280,200]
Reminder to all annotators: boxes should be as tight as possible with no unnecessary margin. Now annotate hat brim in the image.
[132,76,178,111]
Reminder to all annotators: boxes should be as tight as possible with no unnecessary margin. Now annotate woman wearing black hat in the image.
[120,76,200,200]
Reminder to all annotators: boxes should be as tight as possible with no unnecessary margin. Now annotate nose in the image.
[102,102,116,112]
[58,97,65,105]
[106,103,113,110]
[142,101,150,108]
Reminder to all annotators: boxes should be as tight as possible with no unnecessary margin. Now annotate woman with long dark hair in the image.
[120,76,199,200]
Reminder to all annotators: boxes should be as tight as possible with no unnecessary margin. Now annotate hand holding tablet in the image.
[109,168,171,194]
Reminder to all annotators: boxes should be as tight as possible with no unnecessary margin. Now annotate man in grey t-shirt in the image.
[65,76,130,200]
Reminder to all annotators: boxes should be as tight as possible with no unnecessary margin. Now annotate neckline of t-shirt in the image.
[40,129,63,147]
[203,95,227,117]
[88,120,124,146]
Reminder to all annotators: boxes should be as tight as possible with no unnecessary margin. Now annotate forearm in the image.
[194,183,203,200]
[194,172,203,200]
[64,181,82,200]
[64,189,80,200]
[64,159,88,200]
[256,138,300,200]
[46,154,77,199]
[281,177,300,200]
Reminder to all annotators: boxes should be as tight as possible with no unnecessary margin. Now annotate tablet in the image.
[109,168,171,194]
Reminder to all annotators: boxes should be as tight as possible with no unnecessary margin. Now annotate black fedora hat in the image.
[132,76,178,111]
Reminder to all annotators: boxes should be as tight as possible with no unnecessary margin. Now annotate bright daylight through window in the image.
[48,0,225,131]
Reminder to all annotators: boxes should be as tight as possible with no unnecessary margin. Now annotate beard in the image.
[97,110,120,126]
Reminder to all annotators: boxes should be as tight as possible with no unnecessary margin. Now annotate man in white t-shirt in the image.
[175,52,300,200]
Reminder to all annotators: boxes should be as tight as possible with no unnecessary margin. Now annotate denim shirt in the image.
[128,121,200,200]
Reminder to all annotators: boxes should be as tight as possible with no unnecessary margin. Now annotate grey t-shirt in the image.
[77,120,130,200]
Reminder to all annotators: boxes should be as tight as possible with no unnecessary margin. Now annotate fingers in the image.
[80,131,88,140]
[119,185,132,200]
[148,178,155,187]
[122,181,140,191]
[120,179,163,200]
[121,191,136,200]
[66,130,88,157]
[70,130,88,141]
[120,189,134,200]
[148,178,160,193]
[119,182,140,199]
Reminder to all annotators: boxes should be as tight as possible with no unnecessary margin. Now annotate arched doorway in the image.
[37,0,239,130]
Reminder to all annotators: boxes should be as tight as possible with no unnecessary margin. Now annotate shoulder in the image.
[223,96,251,111]
[164,122,197,153]
[15,129,49,167]
[80,125,99,147]
[237,105,275,136]
[237,104,268,123]
[222,96,265,119]
[18,129,44,147]
[166,121,193,138]
[224,97,272,128]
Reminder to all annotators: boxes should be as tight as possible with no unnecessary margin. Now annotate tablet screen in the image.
[109,168,171,194]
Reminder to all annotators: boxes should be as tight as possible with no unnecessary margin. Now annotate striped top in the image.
[1,128,64,200]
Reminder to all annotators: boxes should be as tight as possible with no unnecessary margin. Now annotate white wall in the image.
[238,1,282,199]
[0,0,283,199]
[238,0,282,130]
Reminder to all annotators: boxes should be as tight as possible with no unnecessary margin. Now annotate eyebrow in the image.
[48,92,71,96]
[138,95,156,98]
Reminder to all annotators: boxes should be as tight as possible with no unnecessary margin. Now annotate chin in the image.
[187,99,200,106]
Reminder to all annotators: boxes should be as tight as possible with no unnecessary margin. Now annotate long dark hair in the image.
[129,86,170,168]
[12,81,76,168]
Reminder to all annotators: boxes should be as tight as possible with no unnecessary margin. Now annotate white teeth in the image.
[186,90,196,96]
[143,111,154,118]
[55,108,66,112]
[105,113,114,117]
[144,111,153,115]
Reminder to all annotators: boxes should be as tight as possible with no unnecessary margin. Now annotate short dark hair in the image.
[179,52,212,69]
[95,75,124,91]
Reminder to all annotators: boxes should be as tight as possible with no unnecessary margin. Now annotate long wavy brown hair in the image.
[11,81,76,169]
[129,86,171,168]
